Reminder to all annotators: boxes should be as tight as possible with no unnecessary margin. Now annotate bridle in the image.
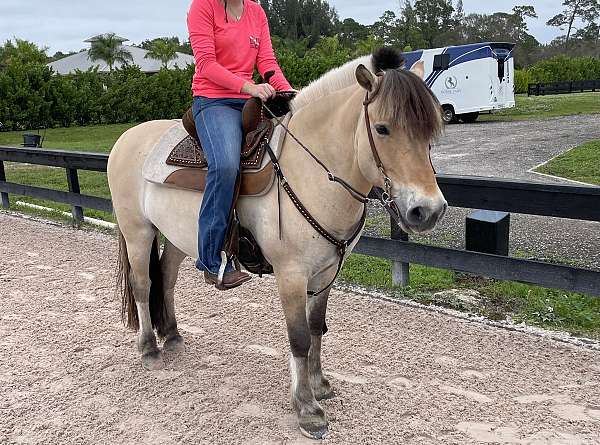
[362,90,403,223]
[261,85,409,296]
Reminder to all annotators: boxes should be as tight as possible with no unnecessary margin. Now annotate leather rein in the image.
[262,89,403,296]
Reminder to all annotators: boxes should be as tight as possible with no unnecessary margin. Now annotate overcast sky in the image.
[0,1,569,54]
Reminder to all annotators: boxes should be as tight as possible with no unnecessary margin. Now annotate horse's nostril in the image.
[409,206,426,223]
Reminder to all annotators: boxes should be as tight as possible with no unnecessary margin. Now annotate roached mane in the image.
[290,48,405,111]
[291,47,442,141]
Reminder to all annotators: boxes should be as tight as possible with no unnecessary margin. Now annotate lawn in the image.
[480,92,600,121]
[0,123,136,153]
[535,140,600,186]
[0,123,134,220]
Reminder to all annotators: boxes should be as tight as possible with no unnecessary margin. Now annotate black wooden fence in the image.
[1,146,599,297]
[528,79,600,96]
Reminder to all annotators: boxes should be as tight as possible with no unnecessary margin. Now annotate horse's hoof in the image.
[141,350,164,370]
[163,334,185,353]
[298,415,329,440]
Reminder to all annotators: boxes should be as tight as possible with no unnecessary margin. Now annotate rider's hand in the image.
[242,82,276,101]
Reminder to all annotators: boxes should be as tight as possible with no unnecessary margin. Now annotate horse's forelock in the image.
[372,69,443,142]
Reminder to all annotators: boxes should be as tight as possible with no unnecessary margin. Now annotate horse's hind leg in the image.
[276,271,328,440]
[118,224,165,370]
[307,288,334,400]
[158,239,187,353]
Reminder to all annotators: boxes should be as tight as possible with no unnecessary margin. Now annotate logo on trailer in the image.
[445,76,458,89]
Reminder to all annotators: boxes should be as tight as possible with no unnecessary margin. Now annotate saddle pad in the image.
[142,113,291,197]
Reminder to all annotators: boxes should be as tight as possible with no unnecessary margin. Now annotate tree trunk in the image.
[596,22,600,57]
[565,4,579,49]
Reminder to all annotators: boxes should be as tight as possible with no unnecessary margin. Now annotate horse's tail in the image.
[116,227,165,331]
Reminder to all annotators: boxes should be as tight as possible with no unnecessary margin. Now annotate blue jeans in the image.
[193,96,247,274]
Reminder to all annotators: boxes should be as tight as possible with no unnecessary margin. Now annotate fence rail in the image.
[528,79,600,96]
[1,145,599,296]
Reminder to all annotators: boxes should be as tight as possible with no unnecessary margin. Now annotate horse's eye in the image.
[375,125,389,136]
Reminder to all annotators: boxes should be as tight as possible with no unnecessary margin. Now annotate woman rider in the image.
[187,0,293,290]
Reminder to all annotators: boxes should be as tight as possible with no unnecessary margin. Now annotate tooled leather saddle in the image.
[168,97,274,170]
[163,93,294,196]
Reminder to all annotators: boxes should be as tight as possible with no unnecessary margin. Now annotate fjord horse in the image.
[108,48,446,439]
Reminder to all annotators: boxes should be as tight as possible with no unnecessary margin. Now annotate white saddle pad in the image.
[142,113,291,192]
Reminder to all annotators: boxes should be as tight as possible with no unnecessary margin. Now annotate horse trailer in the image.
[404,42,516,123]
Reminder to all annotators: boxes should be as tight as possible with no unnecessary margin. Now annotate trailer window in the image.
[497,61,505,81]
[433,54,450,71]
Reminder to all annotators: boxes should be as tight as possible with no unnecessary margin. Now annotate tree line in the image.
[1,0,599,131]
[259,0,600,68]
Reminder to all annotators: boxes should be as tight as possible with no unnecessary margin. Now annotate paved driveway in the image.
[379,114,600,270]
[432,114,600,182]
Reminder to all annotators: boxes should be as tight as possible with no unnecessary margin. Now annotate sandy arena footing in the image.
[1,213,599,444]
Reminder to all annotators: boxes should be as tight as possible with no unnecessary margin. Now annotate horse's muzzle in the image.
[396,194,448,234]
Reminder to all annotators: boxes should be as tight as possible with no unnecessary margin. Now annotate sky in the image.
[0,1,570,54]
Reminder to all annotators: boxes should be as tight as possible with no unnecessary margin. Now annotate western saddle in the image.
[164,91,295,277]
[164,93,294,196]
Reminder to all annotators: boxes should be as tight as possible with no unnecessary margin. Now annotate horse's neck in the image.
[278,86,370,236]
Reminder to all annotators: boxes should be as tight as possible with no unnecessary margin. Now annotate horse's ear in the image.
[410,60,425,79]
[356,64,375,92]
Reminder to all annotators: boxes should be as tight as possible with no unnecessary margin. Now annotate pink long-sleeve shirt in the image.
[188,0,292,98]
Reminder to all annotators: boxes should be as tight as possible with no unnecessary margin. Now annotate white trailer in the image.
[404,42,516,123]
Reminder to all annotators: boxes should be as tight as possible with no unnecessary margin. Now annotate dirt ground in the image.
[1,212,600,445]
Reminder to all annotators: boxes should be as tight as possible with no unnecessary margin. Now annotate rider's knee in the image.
[215,162,239,183]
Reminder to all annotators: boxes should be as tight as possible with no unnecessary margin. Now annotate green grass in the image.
[341,254,600,339]
[3,164,113,221]
[0,123,136,153]
[0,123,134,220]
[480,92,600,121]
[535,140,600,186]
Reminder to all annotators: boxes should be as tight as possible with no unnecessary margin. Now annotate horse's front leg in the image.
[307,286,334,401]
[276,271,328,440]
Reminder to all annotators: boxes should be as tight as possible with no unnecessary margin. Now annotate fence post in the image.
[390,216,409,287]
[0,160,9,209]
[66,167,84,225]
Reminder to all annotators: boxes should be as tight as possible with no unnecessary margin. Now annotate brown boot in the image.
[204,270,251,290]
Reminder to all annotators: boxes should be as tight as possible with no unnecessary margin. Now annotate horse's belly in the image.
[144,183,203,258]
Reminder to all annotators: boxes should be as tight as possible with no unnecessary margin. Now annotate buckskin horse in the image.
[107,48,447,439]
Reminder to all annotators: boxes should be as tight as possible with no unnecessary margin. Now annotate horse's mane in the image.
[291,47,442,141]
[290,48,405,111]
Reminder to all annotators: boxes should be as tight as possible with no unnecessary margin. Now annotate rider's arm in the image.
[187,0,247,93]
[255,7,293,91]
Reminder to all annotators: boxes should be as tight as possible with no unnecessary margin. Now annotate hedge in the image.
[0,42,351,131]
[1,52,598,130]
[0,64,196,131]
[514,55,600,94]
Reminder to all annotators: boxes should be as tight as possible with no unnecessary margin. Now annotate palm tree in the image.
[88,33,133,72]
[144,38,179,70]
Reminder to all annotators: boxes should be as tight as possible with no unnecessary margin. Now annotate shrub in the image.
[514,69,531,94]
[526,55,600,84]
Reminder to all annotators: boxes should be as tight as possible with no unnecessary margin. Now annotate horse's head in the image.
[354,52,447,234]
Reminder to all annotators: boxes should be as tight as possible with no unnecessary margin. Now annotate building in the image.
[47,34,195,75]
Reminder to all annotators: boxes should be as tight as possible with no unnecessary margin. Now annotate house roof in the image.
[47,44,195,74]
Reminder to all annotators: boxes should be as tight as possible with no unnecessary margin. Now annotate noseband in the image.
[261,86,417,295]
